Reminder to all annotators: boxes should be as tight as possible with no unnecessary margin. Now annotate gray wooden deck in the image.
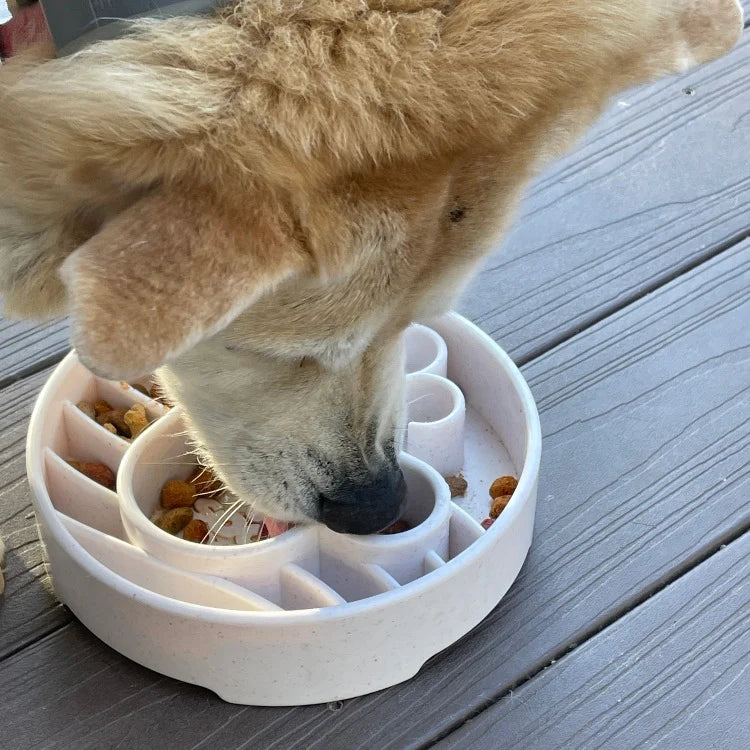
[1,12,750,749]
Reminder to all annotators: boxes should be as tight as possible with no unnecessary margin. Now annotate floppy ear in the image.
[60,186,309,379]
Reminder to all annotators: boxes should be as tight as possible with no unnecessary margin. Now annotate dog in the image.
[0,0,742,537]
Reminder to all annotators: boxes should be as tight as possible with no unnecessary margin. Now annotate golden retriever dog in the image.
[0,0,742,534]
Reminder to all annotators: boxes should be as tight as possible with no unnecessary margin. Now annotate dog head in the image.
[61,174,480,533]
[2,0,743,532]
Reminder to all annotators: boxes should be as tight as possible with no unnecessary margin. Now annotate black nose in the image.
[320,466,407,535]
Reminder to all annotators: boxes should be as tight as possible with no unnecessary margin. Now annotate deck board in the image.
[436,531,750,750]
[1,241,748,748]
[0,318,69,388]
[0,369,67,659]
[460,33,750,362]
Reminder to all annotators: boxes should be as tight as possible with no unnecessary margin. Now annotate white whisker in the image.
[241,505,259,544]
[206,499,245,544]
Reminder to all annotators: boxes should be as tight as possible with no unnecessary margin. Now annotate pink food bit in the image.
[261,517,291,538]
[481,517,495,530]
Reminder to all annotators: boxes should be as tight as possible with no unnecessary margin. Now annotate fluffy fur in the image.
[0,0,742,523]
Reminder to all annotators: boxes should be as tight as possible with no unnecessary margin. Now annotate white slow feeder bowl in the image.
[26,313,541,705]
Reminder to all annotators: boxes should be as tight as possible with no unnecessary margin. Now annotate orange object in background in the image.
[0,1,52,58]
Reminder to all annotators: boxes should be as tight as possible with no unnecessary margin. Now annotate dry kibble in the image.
[489,475,518,499]
[102,423,117,435]
[68,461,116,490]
[380,518,411,535]
[490,494,512,518]
[445,474,468,498]
[481,517,495,530]
[93,399,113,417]
[157,507,194,535]
[161,479,197,509]
[76,401,96,420]
[96,408,129,436]
[182,519,209,543]
[189,466,224,497]
[124,403,149,439]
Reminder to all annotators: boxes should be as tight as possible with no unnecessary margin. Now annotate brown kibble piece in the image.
[481,517,495,530]
[489,475,518,499]
[124,403,149,439]
[490,494,512,518]
[102,423,117,434]
[182,519,209,543]
[96,409,129,436]
[161,479,197,509]
[157,507,193,535]
[68,461,116,490]
[380,518,411,535]
[76,401,96,420]
[189,466,224,497]
[445,474,468,498]
[93,399,113,417]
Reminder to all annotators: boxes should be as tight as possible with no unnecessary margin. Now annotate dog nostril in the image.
[320,467,406,535]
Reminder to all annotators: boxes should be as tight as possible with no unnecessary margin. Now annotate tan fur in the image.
[61,184,311,378]
[0,0,742,521]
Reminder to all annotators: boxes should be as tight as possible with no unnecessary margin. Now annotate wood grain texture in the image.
[437,532,750,750]
[1,241,748,749]
[0,317,69,387]
[0,368,68,659]
[460,32,750,362]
